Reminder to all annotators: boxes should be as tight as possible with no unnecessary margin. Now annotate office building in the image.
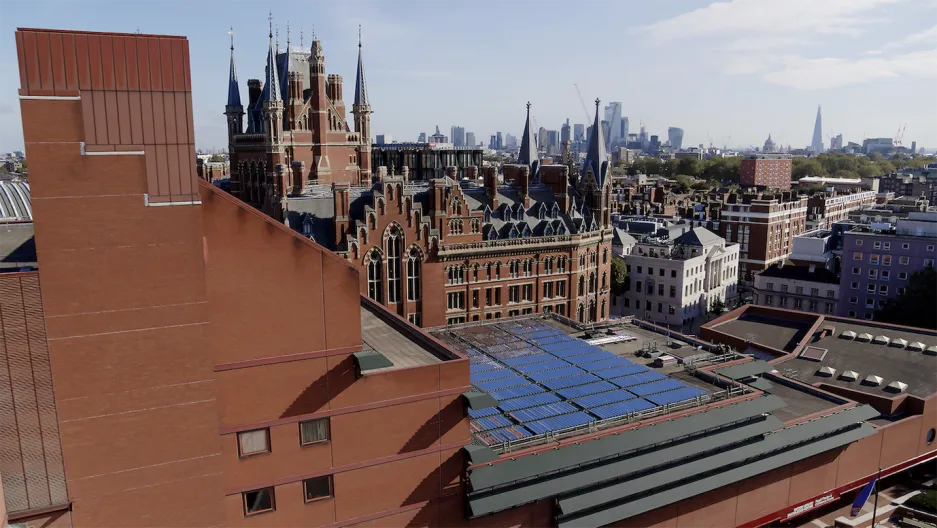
[465,132,476,148]
[740,154,793,190]
[837,212,937,320]
[573,123,585,142]
[830,134,843,151]
[496,131,503,150]
[753,264,839,315]
[879,167,937,206]
[668,127,684,151]
[504,133,517,150]
[863,138,894,155]
[451,126,466,147]
[561,119,571,144]
[719,192,808,280]
[806,190,877,230]
[430,126,448,144]
[811,105,824,154]
[418,132,427,142]
[620,117,629,144]
[605,102,623,145]
[612,227,739,329]
[375,134,391,145]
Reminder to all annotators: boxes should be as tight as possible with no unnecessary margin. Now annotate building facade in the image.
[719,192,808,281]
[612,227,739,329]
[740,154,793,190]
[836,212,937,320]
[370,143,483,182]
[806,189,877,230]
[878,167,937,206]
[668,127,684,151]
[752,264,839,315]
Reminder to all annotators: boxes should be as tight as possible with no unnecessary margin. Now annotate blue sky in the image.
[1,0,935,153]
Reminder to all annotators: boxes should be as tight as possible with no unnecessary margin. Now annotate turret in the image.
[224,28,244,141]
[352,26,372,179]
[262,18,284,153]
[517,102,540,182]
[580,98,611,228]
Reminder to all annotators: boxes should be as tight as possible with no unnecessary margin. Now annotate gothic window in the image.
[386,228,402,303]
[487,228,498,241]
[486,262,492,280]
[521,224,532,238]
[523,260,532,277]
[407,248,421,301]
[578,276,585,296]
[578,303,585,322]
[369,214,376,230]
[448,265,465,285]
[551,203,560,219]
[558,257,566,273]
[471,219,480,234]
[603,248,608,264]
[386,186,394,200]
[484,207,492,223]
[473,264,479,282]
[367,251,383,303]
[602,272,607,289]
[510,260,519,278]
[589,272,596,293]
[544,225,554,236]
[589,300,596,322]
[580,254,586,267]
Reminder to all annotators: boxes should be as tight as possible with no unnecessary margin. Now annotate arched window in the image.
[589,300,597,322]
[473,264,479,282]
[386,228,402,303]
[486,262,492,280]
[578,276,585,296]
[407,248,421,301]
[601,272,607,289]
[580,254,586,267]
[603,248,608,264]
[589,272,596,293]
[601,299,607,319]
[578,303,585,322]
[367,251,383,303]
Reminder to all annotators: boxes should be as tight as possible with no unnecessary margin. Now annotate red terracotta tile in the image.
[74,33,91,90]
[159,39,173,92]
[145,147,160,198]
[151,91,166,144]
[136,37,151,91]
[140,92,155,144]
[80,91,96,144]
[167,141,181,197]
[124,37,139,91]
[91,90,108,144]
[61,33,78,91]
[104,90,120,145]
[113,36,128,91]
[177,144,193,196]
[21,31,42,94]
[184,93,195,144]
[181,39,191,91]
[49,32,67,94]
[155,144,170,197]
[100,35,115,90]
[87,34,103,90]
[163,92,177,144]
[174,92,189,145]
[170,39,185,92]
[116,91,132,145]
[15,32,29,94]
[187,145,198,194]
[147,38,161,91]
[35,31,55,93]
[128,91,143,144]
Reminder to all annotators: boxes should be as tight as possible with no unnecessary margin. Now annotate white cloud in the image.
[760,49,937,89]
[881,23,937,50]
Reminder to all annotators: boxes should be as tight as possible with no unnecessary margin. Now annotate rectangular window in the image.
[850,296,858,304]
[658,284,664,296]
[855,239,863,246]
[671,270,676,278]
[873,241,881,249]
[485,288,491,306]
[825,303,834,314]
[868,269,877,279]
[794,299,802,309]
[508,285,519,303]
[883,242,890,250]
[852,267,861,275]
[648,267,654,276]
[928,245,935,252]
[659,268,665,277]
[883,255,892,266]
[867,284,876,293]
[810,288,819,296]
[447,292,465,310]
[447,316,466,324]
[766,282,774,290]
[827,290,834,298]
[902,243,910,250]
[303,476,333,502]
[670,285,676,298]
[879,285,888,294]
[238,429,270,457]
[300,418,329,445]
[495,288,501,305]
[637,266,642,274]
[557,280,566,297]
[848,310,856,317]
[899,272,908,280]
[543,282,553,299]
[243,487,275,516]
[408,313,422,326]
[926,258,935,267]
[472,289,479,308]
[853,252,862,261]
[780,284,788,292]
[779,297,788,308]
[870,254,880,265]
[881,270,890,280]
[795,286,803,294]
[522,284,533,301]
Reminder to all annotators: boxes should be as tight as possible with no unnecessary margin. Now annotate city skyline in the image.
[1,0,936,153]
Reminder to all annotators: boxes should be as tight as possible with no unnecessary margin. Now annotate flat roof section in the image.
[749,376,845,423]
[711,313,812,352]
[777,321,937,398]
[359,304,444,372]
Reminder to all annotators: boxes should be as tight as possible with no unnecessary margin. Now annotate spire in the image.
[517,101,539,180]
[263,12,281,104]
[354,24,369,107]
[582,98,608,186]
[226,27,241,107]
[811,105,824,154]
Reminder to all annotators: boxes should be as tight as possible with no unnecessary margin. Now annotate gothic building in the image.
[287,101,614,327]
[225,22,372,218]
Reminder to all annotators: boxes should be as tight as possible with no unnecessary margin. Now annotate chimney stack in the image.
[247,79,262,107]
[333,181,351,246]
[485,167,499,209]
[291,160,305,195]
[326,74,343,103]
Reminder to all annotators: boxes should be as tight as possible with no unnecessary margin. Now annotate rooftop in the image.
[359,302,454,373]
[709,313,812,352]
[756,263,839,284]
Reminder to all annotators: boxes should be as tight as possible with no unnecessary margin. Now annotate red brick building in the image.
[719,191,808,281]
[740,154,793,190]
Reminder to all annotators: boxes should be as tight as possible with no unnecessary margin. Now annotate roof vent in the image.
[856,333,873,342]
[872,335,890,345]
[890,338,909,348]
[908,341,927,351]
[799,346,828,362]
[925,345,937,356]
[817,366,836,377]
[839,370,859,382]
[885,381,908,393]
[839,330,857,340]
[862,374,884,386]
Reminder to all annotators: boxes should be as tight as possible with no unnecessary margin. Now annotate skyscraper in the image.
[668,127,684,151]
[465,131,476,147]
[496,131,503,150]
[561,119,571,144]
[574,123,585,142]
[418,132,427,142]
[604,102,623,145]
[621,117,629,144]
[451,126,466,147]
[811,105,824,154]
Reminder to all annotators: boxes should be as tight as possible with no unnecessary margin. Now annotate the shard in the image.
[811,105,824,154]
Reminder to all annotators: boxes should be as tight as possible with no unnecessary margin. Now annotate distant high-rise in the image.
[668,127,684,151]
[505,133,517,149]
[489,134,497,149]
[451,126,465,147]
[830,134,843,151]
[430,125,447,144]
[496,131,503,150]
[811,105,824,154]
[911,141,917,154]
[418,132,427,142]
[465,132,476,148]
[621,117,629,144]
[561,119,571,144]
[601,121,611,146]
[573,123,585,142]
[604,102,623,145]
[376,134,391,145]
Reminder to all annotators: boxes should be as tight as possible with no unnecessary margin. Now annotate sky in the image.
[1,0,936,153]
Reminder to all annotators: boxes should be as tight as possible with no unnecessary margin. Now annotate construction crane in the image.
[896,123,907,147]
[573,84,591,122]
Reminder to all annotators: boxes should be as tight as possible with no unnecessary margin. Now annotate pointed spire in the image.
[517,101,539,180]
[226,28,241,108]
[300,27,304,48]
[354,24,369,107]
[582,97,608,186]
[263,13,281,104]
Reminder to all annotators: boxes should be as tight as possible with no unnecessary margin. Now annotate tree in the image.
[611,258,628,296]
[710,296,726,316]
[209,154,226,162]
[676,157,702,177]
[793,158,825,180]
[875,266,937,329]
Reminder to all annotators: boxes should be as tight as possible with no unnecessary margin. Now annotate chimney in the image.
[464,166,478,181]
[291,160,305,195]
[247,79,262,107]
[376,165,388,181]
[539,165,569,212]
[485,167,499,209]
[445,166,458,180]
[515,165,531,208]
[327,74,343,103]
[429,178,447,234]
[333,181,351,246]
[400,165,409,183]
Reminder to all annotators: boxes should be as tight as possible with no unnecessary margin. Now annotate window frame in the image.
[242,487,276,517]
[237,428,271,458]
[303,475,334,503]
[299,418,330,446]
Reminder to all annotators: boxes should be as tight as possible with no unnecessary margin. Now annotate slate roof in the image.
[354,38,368,107]
[226,36,241,107]
[581,100,609,187]
[673,226,722,247]
[516,103,539,181]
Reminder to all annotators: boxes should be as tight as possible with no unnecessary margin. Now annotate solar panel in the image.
[580,357,635,372]
[645,387,707,406]
[509,402,580,423]
[487,384,545,401]
[479,425,533,444]
[498,392,562,412]
[468,406,502,419]
[525,412,594,435]
[628,378,687,397]
[527,366,588,382]
[472,415,514,432]
[475,376,531,392]
[564,350,619,364]
[470,362,503,375]
[471,368,519,383]
[514,359,572,374]
[556,381,620,399]
[503,353,553,367]
[609,371,668,388]
[589,398,657,420]
[573,389,637,409]
[595,364,650,380]
[542,373,601,390]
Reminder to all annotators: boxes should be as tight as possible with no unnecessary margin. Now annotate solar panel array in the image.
[438,319,708,446]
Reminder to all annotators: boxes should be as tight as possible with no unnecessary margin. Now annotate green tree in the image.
[0,165,8,173]
[676,157,702,177]
[611,258,628,296]
[875,266,937,329]
[869,152,884,162]
[710,296,726,316]
[209,154,226,162]
[793,158,825,180]
[673,175,693,193]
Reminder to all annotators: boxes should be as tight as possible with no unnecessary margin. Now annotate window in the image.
[495,288,501,305]
[879,285,888,294]
[826,290,835,298]
[557,280,566,297]
[868,269,877,279]
[780,284,789,292]
[897,287,906,295]
[243,487,275,516]
[508,285,520,303]
[810,288,819,296]
[558,257,566,273]
[448,292,464,310]
[870,254,880,265]
[670,285,676,298]
[779,297,788,308]
[543,282,553,299]
[303,476,333,502]
[856,240,863,246]
[448,266,464,285]
[408,313,422,326]
[795,286,803,294]
[300,418,329,445]
[367,251,383,302]
[902,243,910,250]
[850,296,858,304]
[386,229,402,303]
[873,241,881,249]
[848,310,856,317]
[765,295,773,305]
[766,282,774,291]
[658,284,664,296]
[865,298,874,308]
[809,300,818,312]
[794,299,802,310]
[883,242,890,250]
[472,289,479,308]
[659,268,664,277]
[624,297,630,308]
[407,250,421,301]
[637,266,642,274]
[881,270,890,280]
[926,258,935,267]
[825,303,834,314]
[883,255,892,266]
[853,252,863,261]
[852,267,861,275]
[867,284,876,294]
[899,272,908,280]
[928,245,935,252]
[238,429,270,457]
[648,267,654,276]
[522,284,533,301]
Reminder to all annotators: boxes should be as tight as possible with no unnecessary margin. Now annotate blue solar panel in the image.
[498,392,562,412]
[468,406,501,419]
[573,389,637,409]
[474,376,530,392]
[487,384,545,401]
[473,415,514,432]
[527,366,587,382]
[514,359,571,374]
[549,345,601,358]
[509,402,580,423]
[628,378,687,397]
[483,425,533,443]
[542,341,588,353]
[541,373,601,390]
[645,387,707,406]
[564,350,618,364]
[596,364,650,380]
[555,381,619,399]
[589,398,657,420]
[579,357,634,372]
[503,353,553,367]
[470,362,503,375]
[470,368,518,383]
[609,371,668,388]
[524,412,594,435]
